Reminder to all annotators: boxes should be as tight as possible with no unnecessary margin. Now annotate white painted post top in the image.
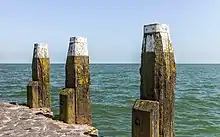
[142,23,173,52]
[68,36,89,56]
[33,43,49,58]
[144,23,170,34]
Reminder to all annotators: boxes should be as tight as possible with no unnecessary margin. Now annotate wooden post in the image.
[138,23,176,137]
[60,37,92,125]
[27,81,39,108]
[30,43,51,109]
[60,88,75,124]
[132,99,159,137]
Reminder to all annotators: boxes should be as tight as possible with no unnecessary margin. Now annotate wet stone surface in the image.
[0,102,98,137]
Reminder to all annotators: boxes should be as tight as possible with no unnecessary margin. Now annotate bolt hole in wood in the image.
[135,118,140,125]
[133,109,151,137]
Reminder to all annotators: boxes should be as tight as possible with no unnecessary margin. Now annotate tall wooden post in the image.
[27,43,51,109]
[132,23,176,137]
[60,37,92,125]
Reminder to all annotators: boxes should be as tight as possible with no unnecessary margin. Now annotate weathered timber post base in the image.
[27,43,51,109]
[132,99,159,137]
[60,37,92,125]
[27,81,39,108]
[60,88,75,124]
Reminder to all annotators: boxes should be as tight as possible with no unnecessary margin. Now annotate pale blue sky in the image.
[0,0,220,63]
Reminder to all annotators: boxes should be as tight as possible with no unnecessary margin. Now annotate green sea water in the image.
[0,64,220,137]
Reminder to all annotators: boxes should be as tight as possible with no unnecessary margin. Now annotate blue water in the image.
[1,64,220,137]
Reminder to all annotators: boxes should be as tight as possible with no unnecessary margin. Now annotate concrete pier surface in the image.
[0,102,98,137]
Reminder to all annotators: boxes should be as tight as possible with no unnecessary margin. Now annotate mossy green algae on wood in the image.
[74,56,91,125]
[60,37,92,125]
[60,88,75,124]
[163,38,176,137]
[28,43,51,109]
[27,81,39,108]
[32,58,51,108]
[133,23,176,137]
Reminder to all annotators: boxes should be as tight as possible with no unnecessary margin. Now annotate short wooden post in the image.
[132,99,159,137]
[60,88,75,123]
[27,81,39,108]
[28,43,51,109]
[136,23,176,137]
[60,37,92,125]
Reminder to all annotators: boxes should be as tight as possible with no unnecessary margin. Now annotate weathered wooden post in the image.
[27,43,51,109]
[132,100,159,137]
[60,88,75,123]
[60,37,92,125]
[27,81,39,108]
[132,23,176,137]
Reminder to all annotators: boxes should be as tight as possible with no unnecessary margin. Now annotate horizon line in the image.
[1,62,220,65]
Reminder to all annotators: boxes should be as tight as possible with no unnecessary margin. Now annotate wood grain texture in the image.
[60,88,75,124]
[32,58,51,108]
[132,99,159,137]
[27,81,39,108]
[140,32,176,137]
[64,56,91,125]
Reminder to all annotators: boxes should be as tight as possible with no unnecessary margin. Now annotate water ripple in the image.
[1,64,220,136]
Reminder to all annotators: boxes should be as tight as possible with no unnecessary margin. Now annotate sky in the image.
[0,0,220,64]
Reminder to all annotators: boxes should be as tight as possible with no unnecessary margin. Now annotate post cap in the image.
[68,36,88,56]
[144,23,170,34]
[33,43,49,58]
[142,23,173,52]
[70,36,87,43]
